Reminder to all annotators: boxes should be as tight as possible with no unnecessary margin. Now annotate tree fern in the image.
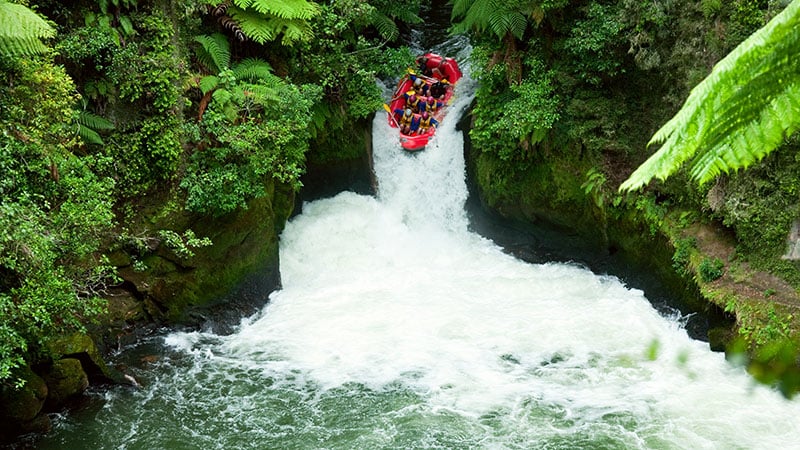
[232,0,319,20]
[620,0,800,191]
[233,58,275,83]
[220,0,318,45]
[0,0,55,57]
[199,75,220,94]
[194,33,231,74]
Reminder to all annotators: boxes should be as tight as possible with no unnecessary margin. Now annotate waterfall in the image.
[36,42,800,450]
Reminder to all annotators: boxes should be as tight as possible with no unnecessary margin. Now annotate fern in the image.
[78,110,114,130]
[0,0,55,57]
[237,82,280,104]
[232,0,319,20]
[369,9,399,41]
[227,6,277,43]
[227,6,315,45]
[199,75,220,94]
[233,58,275,82]
[621,0,800,191]
[194,33,230,74]
[222,0,318,45]
[77,110,113,145]
[275,17,314,46]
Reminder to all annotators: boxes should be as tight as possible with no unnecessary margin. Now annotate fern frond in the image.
[450,0,473,21]
[368,9,399,41]
[620,0,800,191]
[78,125,104,145]
[237,82,280,104]
[193,33,230,73]
[278,18,314,45]
[232,58,275,83]
[228,6,277,43]
[0,1,55,57]
[199,75,220,94]
[232,0,319,20]
[78,110,114,130]
[76,110,113,145]
[506,11,527,40]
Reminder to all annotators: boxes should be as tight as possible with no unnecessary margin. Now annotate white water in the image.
[175,59,800,447]
[39,49,800,450]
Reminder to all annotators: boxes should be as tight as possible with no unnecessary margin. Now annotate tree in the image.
[0,0,54,58]
[620,0,800,191]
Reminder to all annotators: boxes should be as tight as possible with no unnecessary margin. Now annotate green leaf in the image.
[194,33,230,73]
[0,1,55,57]
[621,0,800,191]
[199,75,220,94]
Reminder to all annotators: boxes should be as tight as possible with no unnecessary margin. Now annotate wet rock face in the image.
[783,219,800,260]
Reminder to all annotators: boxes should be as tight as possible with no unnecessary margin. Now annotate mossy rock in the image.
[0,365,47,422]
[48,333,125,384]
[41,358,88,410]
[115,180,292,323]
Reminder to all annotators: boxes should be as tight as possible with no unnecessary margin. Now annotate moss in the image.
[0,365,47,422]
[104,173,293,325]
[41,358,88,410]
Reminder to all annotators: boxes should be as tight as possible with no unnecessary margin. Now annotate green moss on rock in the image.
[41,358,88,410]
[0,365,47,422]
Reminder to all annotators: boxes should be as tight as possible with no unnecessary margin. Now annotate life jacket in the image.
[405,91,419,110]
[419,115,432,131]
[399,112,413,126]
[426,100,438,113]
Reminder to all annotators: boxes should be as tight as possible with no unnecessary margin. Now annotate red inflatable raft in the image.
[386,53,463,151]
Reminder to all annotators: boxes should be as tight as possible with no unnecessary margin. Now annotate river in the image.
[31,36,800,450]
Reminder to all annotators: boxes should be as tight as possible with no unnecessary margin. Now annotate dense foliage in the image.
[0,56,114,384]
[0,0,421,386]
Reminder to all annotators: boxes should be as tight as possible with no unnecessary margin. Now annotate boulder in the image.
[0,365,47,422]
[48,333,126,384]
[41,358,88,410]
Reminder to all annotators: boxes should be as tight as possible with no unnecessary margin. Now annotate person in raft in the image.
[418,111,438,134]
[404,91,420,112]
[416,55,434,76]
[394,108,414,133]
[419,96,442,114]
[429,79,448,99]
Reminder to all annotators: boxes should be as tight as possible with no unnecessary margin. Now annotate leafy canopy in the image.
[621,0,800,191]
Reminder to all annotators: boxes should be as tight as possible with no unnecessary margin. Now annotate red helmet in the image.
[427,96,434,103]
[422,111,429,119]
[409,94,416,102]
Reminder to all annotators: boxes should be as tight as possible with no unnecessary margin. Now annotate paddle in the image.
[383,103,401,128]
